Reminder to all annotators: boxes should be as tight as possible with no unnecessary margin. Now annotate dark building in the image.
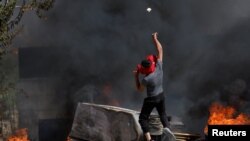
[17,47,72,141]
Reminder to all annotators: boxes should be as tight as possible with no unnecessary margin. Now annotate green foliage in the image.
[33,0,55,18]
[0,0,17,48]
[0,0,55,115]
[0,0,55,136]
[0,0,55,50]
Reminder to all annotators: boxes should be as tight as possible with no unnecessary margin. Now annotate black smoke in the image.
[14,0,250,135]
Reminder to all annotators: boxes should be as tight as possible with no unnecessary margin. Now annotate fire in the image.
[66,136,71,141]
[204,102,250,134]
[101,84,120,106]
[7,128,29,141]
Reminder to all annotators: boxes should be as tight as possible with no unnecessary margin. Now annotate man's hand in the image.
[152,32,158,40]
[152,32,163,61]
[133,69,144,92]
[133,69,139,76]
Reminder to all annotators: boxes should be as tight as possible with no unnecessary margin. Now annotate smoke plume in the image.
[14,0,250,134]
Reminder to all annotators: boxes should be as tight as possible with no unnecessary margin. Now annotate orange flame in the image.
[66,136,72,141]
[101,84,120,106]
[7,128,29,141]
[204,102,250,134]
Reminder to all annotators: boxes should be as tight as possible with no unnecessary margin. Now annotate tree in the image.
[0,0,55,139]
[0,0,55,52]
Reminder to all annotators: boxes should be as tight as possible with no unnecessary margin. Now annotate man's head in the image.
[141,60,152,68]
[137,54,157,75]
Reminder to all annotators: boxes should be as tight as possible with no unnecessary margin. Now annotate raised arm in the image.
[152,32,163,62]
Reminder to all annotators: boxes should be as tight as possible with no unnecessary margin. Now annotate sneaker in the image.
[161,127,176,141]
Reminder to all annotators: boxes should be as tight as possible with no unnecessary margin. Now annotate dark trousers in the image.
[139,93,169,133]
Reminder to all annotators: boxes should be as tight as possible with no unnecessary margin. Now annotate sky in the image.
[13,0,250,134]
